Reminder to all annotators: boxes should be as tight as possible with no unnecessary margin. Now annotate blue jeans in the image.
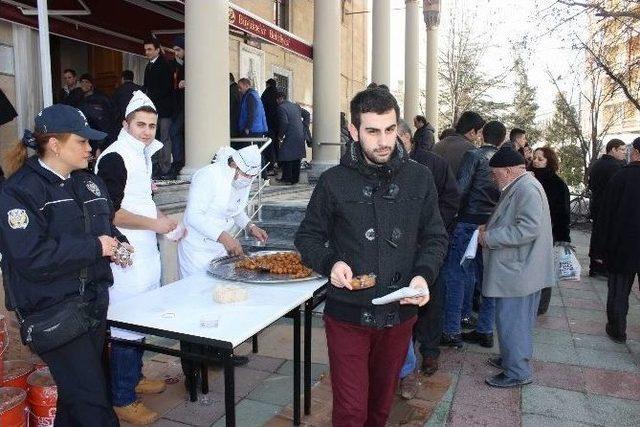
[399,340,416,379]
[495,291,541,380]
[110,341,144,407]
[442,222,495,335]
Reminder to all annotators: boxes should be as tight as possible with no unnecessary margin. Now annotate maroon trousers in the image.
[324,314,416,427]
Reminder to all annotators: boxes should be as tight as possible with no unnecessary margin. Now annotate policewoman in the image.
[0,104,130,426]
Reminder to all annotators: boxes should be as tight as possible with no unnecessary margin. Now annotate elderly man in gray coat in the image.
[478,147,555,388]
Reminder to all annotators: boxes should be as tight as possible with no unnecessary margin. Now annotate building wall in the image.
[0,21,18,171]
[229,0,369,115]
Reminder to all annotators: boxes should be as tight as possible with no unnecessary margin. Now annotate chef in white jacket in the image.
[178,145,268,278]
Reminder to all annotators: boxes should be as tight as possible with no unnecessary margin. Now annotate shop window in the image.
[274,0,289,31]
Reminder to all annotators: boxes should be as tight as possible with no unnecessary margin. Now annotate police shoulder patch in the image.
[86,180,101,197]
[7,208,29,230]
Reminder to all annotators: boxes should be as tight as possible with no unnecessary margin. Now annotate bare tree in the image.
[437,0,512,128]
[543,0,640,111]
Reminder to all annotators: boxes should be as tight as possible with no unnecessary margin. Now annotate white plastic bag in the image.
[554,243,581,282]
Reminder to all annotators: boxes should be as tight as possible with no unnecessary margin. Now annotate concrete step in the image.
[253,220,300,242]
[258,201,308,222]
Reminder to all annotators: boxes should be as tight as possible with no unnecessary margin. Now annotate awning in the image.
[1,0,312,59]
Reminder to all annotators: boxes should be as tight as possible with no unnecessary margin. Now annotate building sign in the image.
[229,5,313,60]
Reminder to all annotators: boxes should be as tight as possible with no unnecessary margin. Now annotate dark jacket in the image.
[591,162,640,273]
[533,168,571,243]
[0,156,126,314]
[78,90,116,150]
[261,85,279,137]
[143,55,174,118]
[301,107,312,146]
[456,144,500,224]
[413,123,435,152]
[588,154,624,219]
[410,147,460,230]
[112,81,144,124]
[58,87,84,108]
[276,100,306,161]
[230,83,242,137]
[294,142,448,328]
[238,89,268,134]
[170,58,185,115]
[433,133,476,176]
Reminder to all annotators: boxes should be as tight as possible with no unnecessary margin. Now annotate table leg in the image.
[293,307,301,425]
[252,334,259,353]
[304,299,312,415]
[223,350,236,427]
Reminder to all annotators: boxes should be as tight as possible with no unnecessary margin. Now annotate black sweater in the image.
[533,168,571,242]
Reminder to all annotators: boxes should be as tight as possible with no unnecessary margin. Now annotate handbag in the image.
[554,242,581,282]
[9,203,98,354]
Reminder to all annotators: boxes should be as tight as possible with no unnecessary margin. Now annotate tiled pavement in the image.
[125,229,640,426]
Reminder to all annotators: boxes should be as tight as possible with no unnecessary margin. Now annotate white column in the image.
[37,0,53,107]
[310,0,341,181]
[183,0,229,176]
[424,4,440,136]
[404,0,420,123]
[371,0,391,86]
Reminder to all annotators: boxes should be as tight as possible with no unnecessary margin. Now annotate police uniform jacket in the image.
[0,156,125,315]
[294,143,449,328]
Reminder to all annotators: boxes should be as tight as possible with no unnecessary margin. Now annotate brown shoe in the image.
[135,377,167,394]
[421,356,439,376]
[114,401,159,425]
[400,373,420,400]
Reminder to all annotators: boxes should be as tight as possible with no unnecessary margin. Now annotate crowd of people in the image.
[1,63,639,427]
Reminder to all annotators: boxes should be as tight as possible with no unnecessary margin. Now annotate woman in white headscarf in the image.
[178,145,268,278]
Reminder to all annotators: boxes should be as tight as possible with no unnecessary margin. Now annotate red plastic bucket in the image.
[0,386,27,427]
[27,368,57,427]
[1,361,34,391]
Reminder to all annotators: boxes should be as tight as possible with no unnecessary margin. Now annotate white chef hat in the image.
[231,145,261,176]
[125,90,157,118]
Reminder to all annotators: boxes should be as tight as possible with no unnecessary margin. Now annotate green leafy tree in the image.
[507,56,541,144]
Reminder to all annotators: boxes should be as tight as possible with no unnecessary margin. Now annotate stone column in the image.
[371,0,391,86]
[404,0,420,123]
[183,0,229,176]
[309,0,341,181]
[424,1,440,136]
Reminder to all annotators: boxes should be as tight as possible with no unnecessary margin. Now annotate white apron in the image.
[178,153,252,278]
[97,129,163,340]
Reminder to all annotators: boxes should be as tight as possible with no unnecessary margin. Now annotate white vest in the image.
[97,129,163,340]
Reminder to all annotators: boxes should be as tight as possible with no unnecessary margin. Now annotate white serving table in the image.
[107,273,327,426]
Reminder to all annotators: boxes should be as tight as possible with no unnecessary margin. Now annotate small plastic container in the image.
[350,274,377,290]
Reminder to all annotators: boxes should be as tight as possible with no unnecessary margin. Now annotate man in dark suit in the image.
[275,92,306,184]
[229,73,242,137]
[58,68,84,107]
[588,139,627,276]
[112,70,143,124]
[143,38,174,178]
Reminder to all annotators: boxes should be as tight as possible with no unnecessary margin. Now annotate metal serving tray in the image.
[207,250,322,284]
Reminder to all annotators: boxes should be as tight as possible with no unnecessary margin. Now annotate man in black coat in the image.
[588,138,627,276]
[229,73,242,137]
[261,78,280,173]
[275,92,306,184]
[295,88,448,426]
[397,119,459,386]
[166,35,186,179]
[591,137,640,343]
[57,68,84,107]
[77,74,116,153]
[143,38,174,177]
[413,115,435,151]
[112,70,144,124]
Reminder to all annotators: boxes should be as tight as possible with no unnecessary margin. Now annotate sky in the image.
[386,0,587,123]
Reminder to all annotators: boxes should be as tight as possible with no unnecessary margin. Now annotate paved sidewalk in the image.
[117,228,640,426]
